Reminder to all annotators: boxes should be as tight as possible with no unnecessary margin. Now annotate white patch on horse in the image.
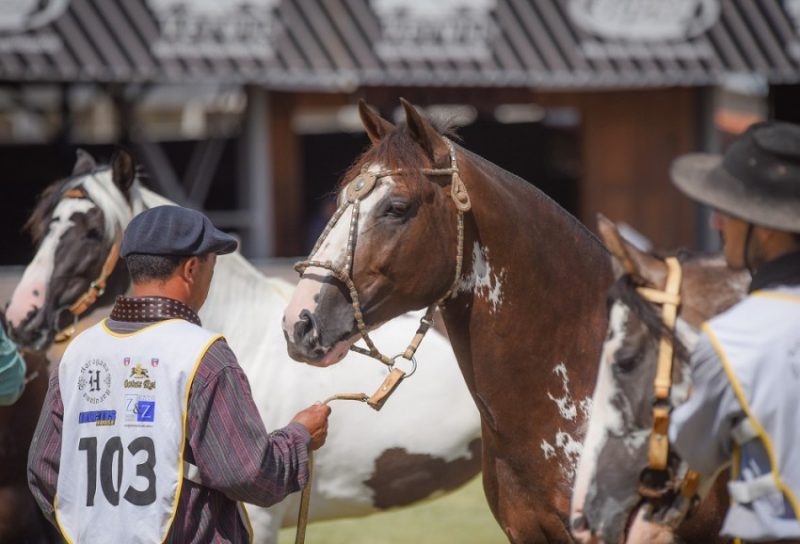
[70,169,142,240]
[6,198,96,326]
[555,430,583,479]
[547,362,578,422]
[541,439,556,460]
[456,242,506,313]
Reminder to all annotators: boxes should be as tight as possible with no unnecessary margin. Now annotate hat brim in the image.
[671,153,800,232]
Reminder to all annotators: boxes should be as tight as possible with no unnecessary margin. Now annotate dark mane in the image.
[339,117,459,189]
[608,269,690,362]
[24,166,111,244]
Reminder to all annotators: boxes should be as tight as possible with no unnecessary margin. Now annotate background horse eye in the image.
[614,349,640,374]
[383,200,411,219]
[85,227,102,241]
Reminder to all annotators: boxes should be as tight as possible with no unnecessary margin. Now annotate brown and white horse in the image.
[0,311,56,543]
[570,217,748,543]
[283,99,614,542]
[6,150,482,543]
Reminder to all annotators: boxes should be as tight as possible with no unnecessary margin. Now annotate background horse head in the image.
[284,99,614,542]
[9,150,483,543]
[571,216,749,544]
[6,150,142,350]
[0,308,56,543]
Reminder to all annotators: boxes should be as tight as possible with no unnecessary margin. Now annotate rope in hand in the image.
[294,393,370,544]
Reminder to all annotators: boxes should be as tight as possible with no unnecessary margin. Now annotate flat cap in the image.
[121,206,238,258]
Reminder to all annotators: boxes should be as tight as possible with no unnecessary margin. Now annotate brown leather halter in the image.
[635,257,700,508]
[53,187,122,343]
[294,140,471,410]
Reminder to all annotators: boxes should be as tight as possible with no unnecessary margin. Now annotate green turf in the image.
[278,475,507,544]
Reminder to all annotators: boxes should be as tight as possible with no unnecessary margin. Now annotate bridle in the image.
[53,186,123,343]
[293,139,471,410]
[634,257,700,521]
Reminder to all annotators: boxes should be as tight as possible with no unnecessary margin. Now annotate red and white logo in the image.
[151,358,159,368]
[123,357,131,367]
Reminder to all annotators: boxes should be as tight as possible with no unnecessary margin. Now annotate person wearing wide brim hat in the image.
[28,205,331,543]
[669,122,800,543]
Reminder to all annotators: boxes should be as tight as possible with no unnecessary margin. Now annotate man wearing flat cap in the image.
[669,122,800,542]
[28,206,331,543]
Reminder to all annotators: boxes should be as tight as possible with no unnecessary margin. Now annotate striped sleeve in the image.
[27,366,63,527]
[186,339,311,507]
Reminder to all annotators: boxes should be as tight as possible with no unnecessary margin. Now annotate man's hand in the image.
[291,403,332,450]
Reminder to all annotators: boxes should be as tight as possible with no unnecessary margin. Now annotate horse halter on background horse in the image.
[53,186,122,343]
[294,139,471,410]
[632,256,701,524]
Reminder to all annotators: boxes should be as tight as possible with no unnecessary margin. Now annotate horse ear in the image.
[358,99,394,145]
[597,214,666,286]
[72,149,97,176]
[111,148,136,194]
[400,98,450,165]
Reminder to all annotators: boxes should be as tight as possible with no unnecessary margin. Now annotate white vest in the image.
[55,319,223,543]
[704,286,800,541]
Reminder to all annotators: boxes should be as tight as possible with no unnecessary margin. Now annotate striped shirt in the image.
[27,296,310,543]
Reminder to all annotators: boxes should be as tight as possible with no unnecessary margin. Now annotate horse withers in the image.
[6,150,482,543]
[570,216,748,544]
[283,99,614,543]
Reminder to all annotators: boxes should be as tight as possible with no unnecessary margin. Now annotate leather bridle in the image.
[635,257,700,516]
[294,140,471,410]
[53,187,122,343]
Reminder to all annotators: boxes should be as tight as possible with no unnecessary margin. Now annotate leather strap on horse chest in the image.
[294,140,470,411]
[636,256,682,471]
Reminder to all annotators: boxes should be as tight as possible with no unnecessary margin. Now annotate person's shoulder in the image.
[193,337,243,384]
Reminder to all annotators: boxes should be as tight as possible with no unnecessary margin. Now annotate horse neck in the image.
[439,151,613,431]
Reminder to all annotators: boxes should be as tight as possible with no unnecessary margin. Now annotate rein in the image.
[293,139,471,411]
[635,257,700,511]
[54,187,123,343]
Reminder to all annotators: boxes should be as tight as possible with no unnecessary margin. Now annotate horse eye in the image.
[384,201,410,218]
[613,347,640,374]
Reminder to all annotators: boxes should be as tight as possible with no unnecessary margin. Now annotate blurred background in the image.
[1,1,800,541]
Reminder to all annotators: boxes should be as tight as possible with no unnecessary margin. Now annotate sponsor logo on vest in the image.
[151,357,159,368]
[77,359,112,405]
[125,394,156,425]
[124,363,157,390]
[78,410,117,426]
[123,357,131,367]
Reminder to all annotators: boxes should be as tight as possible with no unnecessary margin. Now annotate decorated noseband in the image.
[294,139,470,409]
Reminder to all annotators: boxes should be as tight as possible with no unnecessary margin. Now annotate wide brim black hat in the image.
[670,122,800,233]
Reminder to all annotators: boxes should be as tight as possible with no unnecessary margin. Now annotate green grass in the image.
[278,475,507,544]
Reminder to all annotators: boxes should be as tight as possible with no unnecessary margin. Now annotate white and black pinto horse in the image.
[6,150,482,543]
[570,217,749,544]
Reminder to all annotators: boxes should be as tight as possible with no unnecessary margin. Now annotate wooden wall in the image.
[538,88,702,251]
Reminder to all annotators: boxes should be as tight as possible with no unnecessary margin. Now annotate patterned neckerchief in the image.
[110,296,202,326]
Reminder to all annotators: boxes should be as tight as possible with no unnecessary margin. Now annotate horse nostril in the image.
[572,515,589,532]
[294,310,319,347]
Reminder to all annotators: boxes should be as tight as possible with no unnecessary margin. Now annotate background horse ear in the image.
[358,99,394,145]
[597,214,667,287]
[111,148,136,195]
[400,98,450,166]
[72,149,97,176]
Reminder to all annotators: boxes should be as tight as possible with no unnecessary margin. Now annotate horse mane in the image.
[338,116,460,190]
[25,166,146,245]
[606,249,715,362]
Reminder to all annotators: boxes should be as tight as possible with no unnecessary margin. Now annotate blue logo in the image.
[79,410,117,426]
[136,401,155,423]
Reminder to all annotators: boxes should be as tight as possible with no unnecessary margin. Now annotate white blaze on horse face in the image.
[283,165,395,347]
[6,198,96,328]
[571,302,629,530]
[456,242,506,313]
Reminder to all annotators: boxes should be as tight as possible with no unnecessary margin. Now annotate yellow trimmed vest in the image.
[704,286,800,540]
[55,319,223,543]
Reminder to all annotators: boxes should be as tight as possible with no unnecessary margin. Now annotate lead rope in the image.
[293,141,471,544]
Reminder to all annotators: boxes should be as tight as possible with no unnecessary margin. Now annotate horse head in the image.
[571,216,748,544]
[283,100,465,366]
[6,149,142,350]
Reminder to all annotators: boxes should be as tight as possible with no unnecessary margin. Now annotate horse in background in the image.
[283,99,614,543]
[6,150,482,543]
[570,216,748,543]
[0,310,55,543]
